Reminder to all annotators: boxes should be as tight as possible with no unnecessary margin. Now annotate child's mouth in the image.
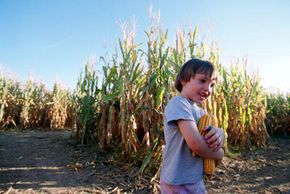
[199,93,208,101]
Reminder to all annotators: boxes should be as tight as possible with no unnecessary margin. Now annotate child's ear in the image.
[181,80,186,86]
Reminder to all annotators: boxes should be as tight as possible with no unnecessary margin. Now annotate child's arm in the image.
[177,119,224,160]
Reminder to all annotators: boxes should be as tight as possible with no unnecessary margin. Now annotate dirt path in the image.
[207,137,290,194]
[0,130,289,194]
[0,130,150,194]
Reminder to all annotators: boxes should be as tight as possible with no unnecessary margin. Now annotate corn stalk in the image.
[0,73,21,128]
[19,78,47,129]
[45,82,71,129]
[74,63,100,144]
[266,92,290,135]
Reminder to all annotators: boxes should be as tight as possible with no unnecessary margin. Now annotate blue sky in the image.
[0,0,289,92]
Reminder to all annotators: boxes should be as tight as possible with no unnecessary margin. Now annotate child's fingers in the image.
[204,127,223,149]
[210,137,222,151]
[204,126,214,139]
[206,135,219,147]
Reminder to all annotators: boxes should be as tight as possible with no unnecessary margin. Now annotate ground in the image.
[0,130,289,194]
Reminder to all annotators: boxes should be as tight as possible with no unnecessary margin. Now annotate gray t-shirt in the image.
[160,95,205,185]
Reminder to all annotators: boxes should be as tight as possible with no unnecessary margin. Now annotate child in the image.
[160,58,225,194]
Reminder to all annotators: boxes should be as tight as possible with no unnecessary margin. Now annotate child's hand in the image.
[204,126,224,152]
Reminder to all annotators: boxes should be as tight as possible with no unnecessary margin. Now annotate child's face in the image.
[181,73,216,104]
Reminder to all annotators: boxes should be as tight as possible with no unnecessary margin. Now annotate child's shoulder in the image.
[169,95,193,105]
[166,96,193,111]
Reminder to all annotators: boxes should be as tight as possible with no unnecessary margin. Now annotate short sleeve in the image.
[164,96,195,124]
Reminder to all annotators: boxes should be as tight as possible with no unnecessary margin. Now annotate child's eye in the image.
[210,83,215,88]
[200,79,206,83]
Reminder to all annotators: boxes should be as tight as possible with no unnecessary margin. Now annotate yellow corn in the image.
[196,114,218,175]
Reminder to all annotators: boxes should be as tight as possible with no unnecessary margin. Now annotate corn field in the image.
[266,92,290,136]
[1,20,288,175]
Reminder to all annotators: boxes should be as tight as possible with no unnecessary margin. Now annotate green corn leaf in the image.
[139,138,159,175]
[155,87,165,108]
[103,92,120,102]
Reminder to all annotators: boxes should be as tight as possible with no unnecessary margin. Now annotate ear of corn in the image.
[195,114,219,175]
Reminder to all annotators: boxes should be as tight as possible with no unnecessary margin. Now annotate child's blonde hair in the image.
[175,58,218,92]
